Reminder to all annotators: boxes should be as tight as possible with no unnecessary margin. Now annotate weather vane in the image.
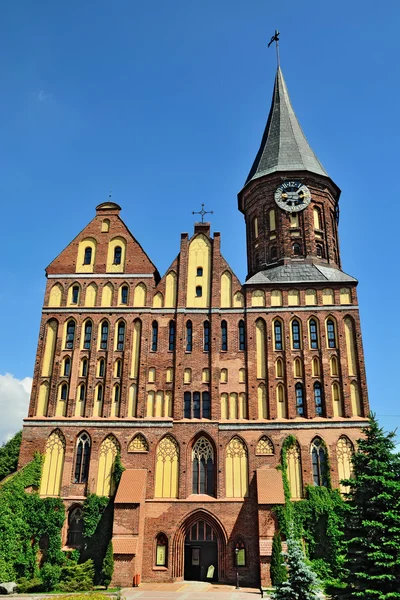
[268,29,280,67]
[192,204,214,223]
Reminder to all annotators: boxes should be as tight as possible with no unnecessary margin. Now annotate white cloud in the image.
[37,90,50,103]
[0,373,32,444]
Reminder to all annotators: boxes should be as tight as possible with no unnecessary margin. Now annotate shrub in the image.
[16,577,43,593]
[58,559,94,592]
[271,532,287,587]
[101,541,114,588]
[41,562,61,591]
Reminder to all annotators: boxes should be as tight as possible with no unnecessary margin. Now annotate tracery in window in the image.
[256,436,274,455]
[311,438,328,487]
[154,435,179,498]
[74,433,91,483]
[128,433,149,453]
[225,437,248,498]
[192,437,214,496]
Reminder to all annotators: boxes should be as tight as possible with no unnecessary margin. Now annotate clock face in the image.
[274,181,311,213]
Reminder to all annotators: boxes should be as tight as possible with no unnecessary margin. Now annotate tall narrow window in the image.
[83,247,92,265]
[196,286,202,297]
[61,383,68,400]
[311,438,327,487]
[72,285,79,304]
[100,321,109,350]
[221,320,228,351]
[151,321,158,352]
[327,319,336,348]
[184,392,191,419]
[276,358,283,378]
[235,540,246,567]
[274,320,283,350]
[192,437,214,496]
[253,216,259,238]
[186,320,193,352]
[225,437,248,498]
[291,319,301,349]
[293,243,301,256]
[114,246,122,265]
[65,321,75,349]
[67,507,84,548]
[121,285,128,304]
[193,392,201,419]
[98,358,105,377]
[203,321,210,352]
[83,321,92,350]
[316,244,324,258]
[117,322,125,351]
[295,383,304,416]
[314,382,323,416]
[309,319,319,349]
[115,359,122,378]
[238,320,246,351]
[169,320,176,351]
[79,383,85,401]
[197,267,203,277]
[202,392,211,419]
[74,433,91,483]
[63,357,71,377]
[81,358,88,377]
[155,533,168,567]
[270,246,277,261]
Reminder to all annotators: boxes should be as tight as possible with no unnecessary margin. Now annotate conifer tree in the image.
[101,541,114,589]
[333,415,400,599]
[270,532,287,587]
[272,537,320,600]
[0,431,21,480]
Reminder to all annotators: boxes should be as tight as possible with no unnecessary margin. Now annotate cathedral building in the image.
[19,67,369,588]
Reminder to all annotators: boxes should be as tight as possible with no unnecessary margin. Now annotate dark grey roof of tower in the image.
[245,67,328,184]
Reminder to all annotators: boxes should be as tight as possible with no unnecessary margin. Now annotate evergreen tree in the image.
[332,415,400,599]
[270,532,287,587]
[0,431,22,480]
[272,537,320,600]
[101,541,114,588]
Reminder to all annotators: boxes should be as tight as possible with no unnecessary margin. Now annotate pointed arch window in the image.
[312,357,320,377]
[72,285,80,304]
[114,246,122,265]
[65,320,75,349]
[274,320,283,350]
[316,244,324,258]
[309,319,319,349]
[96,384,103,403]
[311,438,328,487]
[291,319,301,349]
[83,321,92,349]
[203,321,210,352]
[192,437,215,496]
[74,433,91,483]
[151,321,158,352]
[155,533,168,567]
[327,319,336,348]
[115,359,122,378]
[98,358,105,377]
[81,358,88,377]
[226,437,248,498]
[221,320,228,351]
[238,320,246,351]
[235,539,246,567]
[100,321,109,350]
[63,357,71,377]
[186,320,193,352]
[117,321,125,351]
[276,358,283,378]
[295,383,304,416]
[67,506,84,547]
[83,247,92,265]
[168,320,176,351]
[121,285,129,304]
[314,382,323,416]
[154,435,179,498]
[293,242,301,256]
[61,383,68,401]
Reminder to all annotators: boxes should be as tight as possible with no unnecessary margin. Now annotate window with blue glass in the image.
[64,357,71,377]
[309,319,319,349]
[117,321,125,351]
[311,438,328,487]
[151,321,158,352]
[186,321,193,352]
[196,286,202,297]
[327,319,336,348]
[83,247,92,265]
[314,382,323,416]
[100,321,108,350]
[61,383,68,400]
[184,391,210,419]
[221,320,228,351]
[66,321,75,349]
[274,320,283,350]
[83,321,92,350]
[203,321,210,352]
[114,246,122,265]
[295,383,304,416]
[99,358,105,377]
[292,320,301,349]
[121,285,128,304]
[239,320,246,351]
[72,286,79,304]
[169,320,176,351]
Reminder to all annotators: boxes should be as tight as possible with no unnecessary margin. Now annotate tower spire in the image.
[243,67,328,187]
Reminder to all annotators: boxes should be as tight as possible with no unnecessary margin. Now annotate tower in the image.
[18,65,369,589]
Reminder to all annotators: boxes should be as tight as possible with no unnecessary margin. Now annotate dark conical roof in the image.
[245,67,328,184]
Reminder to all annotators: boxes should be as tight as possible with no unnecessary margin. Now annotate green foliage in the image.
[82,493,110,537]
[113,451,125,488]
[40,563,61,591]
[270,532,287,586]
[331,415,400,600]
[16,576,43,593]
[101,541,114,588]
[58,559,95,592]
[280,435,298,502]
[272,536,321,600]
[0,431,22,481]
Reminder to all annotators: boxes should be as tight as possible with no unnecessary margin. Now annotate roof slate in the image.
[245,263,357,285]
[245,67,328,185]
[115,469,147,504]
[257,468,285,505]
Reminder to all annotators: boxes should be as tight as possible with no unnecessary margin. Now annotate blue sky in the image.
[0,0,399,443]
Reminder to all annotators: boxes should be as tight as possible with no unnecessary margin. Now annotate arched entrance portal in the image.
[172,510,227,582]
[184,519,218,581]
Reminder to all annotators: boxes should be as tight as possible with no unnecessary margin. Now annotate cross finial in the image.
[108,189,112,200]
[268,29,280,67]
[192,203,214,223]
